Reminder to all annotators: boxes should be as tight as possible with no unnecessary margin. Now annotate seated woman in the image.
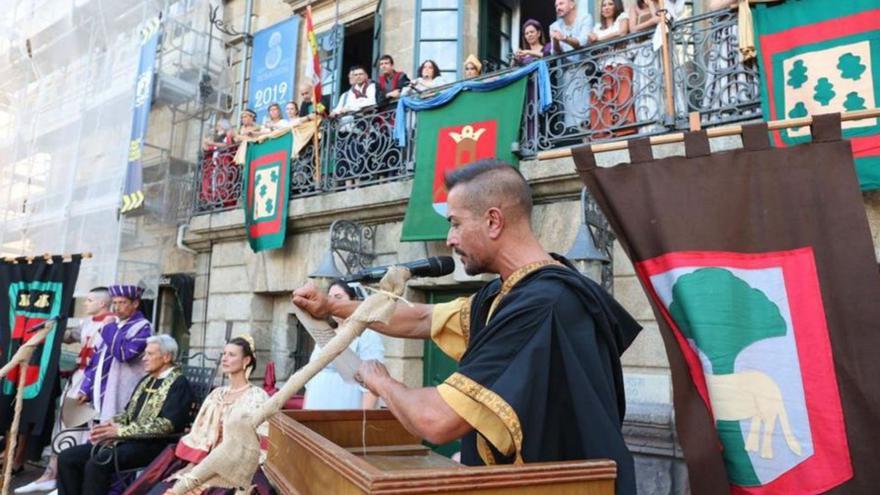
[123,335,273,495]
[304,280,385,410]
[513,19,550,66]
[403,60,447,96]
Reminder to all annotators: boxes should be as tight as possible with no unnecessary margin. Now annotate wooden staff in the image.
[536,108,880,160]
[0,321,56,495]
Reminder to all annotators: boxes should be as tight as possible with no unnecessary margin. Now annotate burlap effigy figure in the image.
[169,267,410,494]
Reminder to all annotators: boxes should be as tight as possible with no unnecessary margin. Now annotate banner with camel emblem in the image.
[243,131,292,252]
[754,0,880,190]
[400,78,527,241]
[572,115,880,494]
[0,255,81,449]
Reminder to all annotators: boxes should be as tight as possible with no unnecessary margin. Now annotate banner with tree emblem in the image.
[572,115,880,495]
[400,78,527,241]
[243,132,292,252]
[754,0,880,190]
[0,255,81,452]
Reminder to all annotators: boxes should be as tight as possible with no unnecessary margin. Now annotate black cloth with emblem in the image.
[0,255,81,461]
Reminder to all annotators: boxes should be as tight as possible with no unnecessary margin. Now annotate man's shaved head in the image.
[443,159,533,221]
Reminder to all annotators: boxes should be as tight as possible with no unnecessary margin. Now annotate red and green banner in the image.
[0,255,81,449]
[400,78,527,241]
[243,132,292,252]
[572,117,880,494]
[754,0,880,190]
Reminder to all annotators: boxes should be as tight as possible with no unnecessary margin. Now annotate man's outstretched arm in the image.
[292,283,433,340]
[359,360,472,445]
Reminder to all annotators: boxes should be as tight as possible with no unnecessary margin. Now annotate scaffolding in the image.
[0,0,232,297]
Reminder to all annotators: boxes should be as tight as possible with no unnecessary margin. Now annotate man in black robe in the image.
[57,335,193,495]
[293,159,641,494]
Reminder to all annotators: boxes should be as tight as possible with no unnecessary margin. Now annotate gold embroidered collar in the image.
[486,259,562,322]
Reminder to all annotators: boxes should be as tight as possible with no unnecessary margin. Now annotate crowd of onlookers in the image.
[198,0,750,206]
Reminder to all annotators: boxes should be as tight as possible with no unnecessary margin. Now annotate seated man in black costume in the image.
[293,159,641,494]
[57,334,193,495]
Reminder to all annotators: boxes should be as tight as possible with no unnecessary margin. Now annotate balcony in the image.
[194,8,757,214]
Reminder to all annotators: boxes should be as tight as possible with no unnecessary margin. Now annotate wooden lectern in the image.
[265,410,617,495]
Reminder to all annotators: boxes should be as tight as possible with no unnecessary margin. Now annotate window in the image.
[481,0,512,70]
[416,0,462,81]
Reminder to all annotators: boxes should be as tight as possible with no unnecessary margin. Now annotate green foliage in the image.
[843,91,866,111]
[838,53,866,81]
[787,60,808,89]
[788,101,808,119]
[668,268,787,374]
[813,78,836,106]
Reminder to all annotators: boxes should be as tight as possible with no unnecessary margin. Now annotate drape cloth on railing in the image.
[394,60,553,146]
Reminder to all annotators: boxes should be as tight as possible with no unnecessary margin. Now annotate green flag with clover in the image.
[243,132,292,252]
[754,0,880,190]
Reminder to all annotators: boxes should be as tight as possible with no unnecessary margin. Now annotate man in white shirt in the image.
[330,65,377,117]
[549,0,594,130]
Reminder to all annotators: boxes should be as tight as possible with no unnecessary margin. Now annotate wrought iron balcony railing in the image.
[194,7,759,215]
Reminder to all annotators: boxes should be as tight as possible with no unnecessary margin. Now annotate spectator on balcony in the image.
[297,83,330,119]
[463,55,482,79]
[234,109,263,142]
[200,119,239,209]
[588,0,636,139]
[549,0,593,131]
[285,101,299,122]
[262,103,289,133]
[202,119,234,151]
[404,60,447,96]
[513,19,550,66]
[549,0,592,58]
[304,280,384,410]
[376,54,411,105]
[330,65,377,117]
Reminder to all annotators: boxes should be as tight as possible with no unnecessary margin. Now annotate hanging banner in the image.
[121,16,161,214]
[0,256,82,449]
[400,78,528,241]
[243,131,292,252]
[572,116,880,495]
[248,16,301,124]
[754,0,880,190]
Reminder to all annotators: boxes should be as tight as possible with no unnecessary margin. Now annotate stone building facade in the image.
[170,1,880,494]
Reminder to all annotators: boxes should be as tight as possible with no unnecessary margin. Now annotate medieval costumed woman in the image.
[124,335,275,495]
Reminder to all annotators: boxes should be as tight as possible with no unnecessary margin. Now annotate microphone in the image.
[343,256,455,283]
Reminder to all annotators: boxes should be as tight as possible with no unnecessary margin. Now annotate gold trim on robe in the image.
[433,259,562,464]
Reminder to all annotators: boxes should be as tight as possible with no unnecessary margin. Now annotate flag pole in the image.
[536,107,880,160]
[657,0,676,118]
